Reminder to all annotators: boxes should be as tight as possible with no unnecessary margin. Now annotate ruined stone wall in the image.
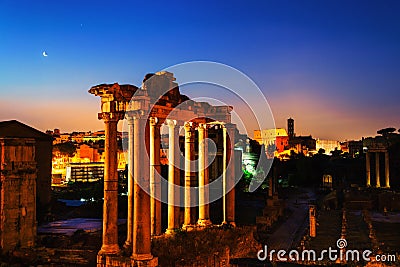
[0,138,37,252]
[35,139,52,218]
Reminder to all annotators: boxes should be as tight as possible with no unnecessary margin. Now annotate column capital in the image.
[126,116,135,125]
[184,121,195,131]
[125,110,146,120]
[149,117,160,127]
[165,119,177,129]
[198,123,208,131]
[98,112,124,122]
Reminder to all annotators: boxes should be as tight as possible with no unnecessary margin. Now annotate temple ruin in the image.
[89,71,238,267]
[363,134,400,188]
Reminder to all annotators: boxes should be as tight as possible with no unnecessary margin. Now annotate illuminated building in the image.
[254,128,289,156]
[316,139,341,155]
[52,143,126,185]
[66,162,104,183]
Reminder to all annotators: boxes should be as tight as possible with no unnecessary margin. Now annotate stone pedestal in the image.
[97,255,158,267]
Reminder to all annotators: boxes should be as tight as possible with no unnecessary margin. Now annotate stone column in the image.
[225,123,236,226]
[385,151,390,188]
[375,152,380,188]
[124,117,134,248]
[183,122,196,230]
[99,113,122,256]
[197,123,211,227]
[149,117,162,236]
[309,205,316,237]
[366,152,371,187]
[132,116,152,261]
[166,120,181,234]
[222,125,228,224]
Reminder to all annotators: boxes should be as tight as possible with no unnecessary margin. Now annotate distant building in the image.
[348,140,363,157]
[316,139,341,155]
[254,128,289,154]
[287,118,295,139]
[52,142,126,184]
[71,132,85,143]
[66,162,104,183]
[289,135,316,156]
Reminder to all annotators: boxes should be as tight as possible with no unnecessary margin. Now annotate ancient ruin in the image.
[363,134,399,188]
[0,120,52,252]
[89,71,238,267]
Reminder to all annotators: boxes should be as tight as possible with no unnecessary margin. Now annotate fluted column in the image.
[166,120,181,234]
[385,151,390,188]
[183,122,196,230]
[375,152,380,188]
[150,117,162,236]
[124,117,134,248]
[197,123,211,227]
[225,123,236,226]
[132,116,152,260]
[366,152,371,187]
[99,113,122,255]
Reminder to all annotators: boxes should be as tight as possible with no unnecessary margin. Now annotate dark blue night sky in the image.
[1,0,399,140]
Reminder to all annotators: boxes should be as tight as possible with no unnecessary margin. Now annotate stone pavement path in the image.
[266,188,315,251]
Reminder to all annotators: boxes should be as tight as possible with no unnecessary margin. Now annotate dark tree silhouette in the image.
[53,141,76,156]
[377,127,396,136]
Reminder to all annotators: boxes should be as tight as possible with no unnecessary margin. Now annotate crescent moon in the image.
[42,51,48,57]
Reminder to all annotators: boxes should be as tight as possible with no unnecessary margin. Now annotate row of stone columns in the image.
[366,151,390,188]
[162,120,236,231]
[99,114,236,265]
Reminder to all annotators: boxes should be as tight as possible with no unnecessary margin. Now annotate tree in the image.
[53,142,76,157]
[377,127,396,136]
